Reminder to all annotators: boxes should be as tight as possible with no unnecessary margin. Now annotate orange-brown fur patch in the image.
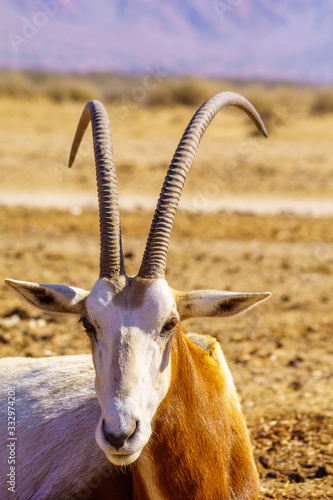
[86,468,133,499]
[132,325,259,499]
[85,324,258,499]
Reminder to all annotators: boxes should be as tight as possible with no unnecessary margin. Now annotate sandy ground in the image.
[0,98,332,498]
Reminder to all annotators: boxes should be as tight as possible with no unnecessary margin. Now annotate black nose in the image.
[102,420,138,450]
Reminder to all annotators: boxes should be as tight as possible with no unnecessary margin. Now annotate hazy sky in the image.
[1,0,332,83]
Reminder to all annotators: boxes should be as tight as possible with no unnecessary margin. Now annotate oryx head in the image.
[6,93,270,466]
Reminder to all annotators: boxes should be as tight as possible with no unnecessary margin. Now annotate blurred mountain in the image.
[1,0,332,83]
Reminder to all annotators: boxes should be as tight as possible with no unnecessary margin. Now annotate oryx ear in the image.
[174,289,270,321]
[4,279,89,314]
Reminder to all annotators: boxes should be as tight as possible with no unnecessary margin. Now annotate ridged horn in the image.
[69,100,124,278]
[139,92,267,279]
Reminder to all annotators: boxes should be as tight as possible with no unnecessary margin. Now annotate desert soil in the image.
[0,98,332,498]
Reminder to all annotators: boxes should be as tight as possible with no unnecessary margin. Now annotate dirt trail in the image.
[1,191,333,216]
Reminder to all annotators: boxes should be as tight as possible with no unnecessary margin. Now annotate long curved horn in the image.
[139,92,267,279]
[69,100,124,278]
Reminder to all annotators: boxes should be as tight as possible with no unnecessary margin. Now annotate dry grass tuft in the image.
[0,70,324,118]
[310,87,333,115]
[0,71,34,98]
[146,77,221,106]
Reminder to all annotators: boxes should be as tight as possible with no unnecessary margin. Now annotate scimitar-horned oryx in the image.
[4,92,270,499]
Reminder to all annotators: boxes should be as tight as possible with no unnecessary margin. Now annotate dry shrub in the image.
[101,75,148,104]
[241,85,278,122]
[40,76,100,102]
[0,71,34,98]
[0,70,325,119]
[240,82,313,122]
[148,78,313,118]
[0,71,100,102]
[147,77,221,106]
[271,84,314,114]
[310,87,333,114]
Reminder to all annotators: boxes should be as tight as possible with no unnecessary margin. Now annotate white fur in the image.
[88,278,176,465]
[2,93,271,496]
[0,333,230,497]
[0,355,116,499]
[4,276,269,471]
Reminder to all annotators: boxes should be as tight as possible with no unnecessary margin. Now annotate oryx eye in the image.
[80,316,97,341]
[163,319,177,332]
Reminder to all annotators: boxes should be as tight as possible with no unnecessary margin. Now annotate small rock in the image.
[288,357,303,367]
[288,380,302,391]
[259,456,270,469]
[266,472,277,479]
[315,466,328,478]
[291,429,305,440]
[288,472,305,483]
[69,206,82,216]
[29,318,47,329]
[1,315,20,328]
[41,334,54,340]
[300,463,315,469]
[4,307,29,319]
[0,333,11,344]
[280,295,290,302]
[44,349,55,356]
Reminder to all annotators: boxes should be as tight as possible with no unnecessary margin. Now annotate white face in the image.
[83,276,178,465]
